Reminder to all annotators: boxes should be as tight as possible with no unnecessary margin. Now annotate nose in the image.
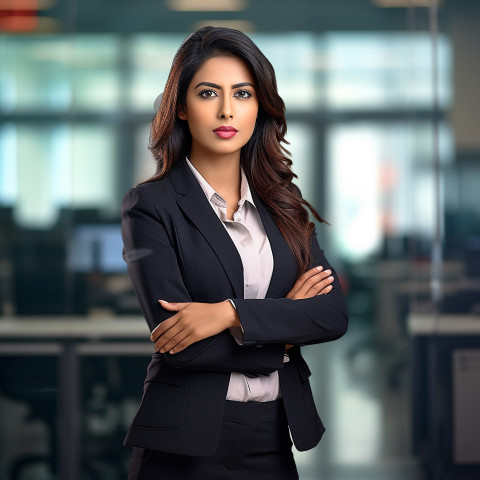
[218,96,233,119]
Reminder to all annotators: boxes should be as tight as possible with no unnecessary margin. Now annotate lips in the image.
[213,126,238,139]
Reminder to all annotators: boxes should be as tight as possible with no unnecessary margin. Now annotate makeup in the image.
[213,126,238,139]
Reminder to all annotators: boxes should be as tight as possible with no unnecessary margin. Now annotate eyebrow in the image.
[194,81,255,90]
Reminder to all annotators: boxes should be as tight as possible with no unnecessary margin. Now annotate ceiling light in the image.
[372,0,442,6]
[166,0,247,12]
[193,20,255,32]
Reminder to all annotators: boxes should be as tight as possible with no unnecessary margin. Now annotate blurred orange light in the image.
[0,0,36,9]
[0,14,37,31]
[0,0,56,32]
[0,0,56,9]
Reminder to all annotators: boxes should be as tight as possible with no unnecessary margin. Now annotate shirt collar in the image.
[186,157,256,210]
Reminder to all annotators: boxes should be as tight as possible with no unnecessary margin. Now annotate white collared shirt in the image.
[186,158,281,402]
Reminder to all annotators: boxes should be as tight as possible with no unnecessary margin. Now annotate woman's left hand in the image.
[151,300,239,354]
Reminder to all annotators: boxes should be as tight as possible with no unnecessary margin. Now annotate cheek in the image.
[244,107,258,131]
[187,108,208,133]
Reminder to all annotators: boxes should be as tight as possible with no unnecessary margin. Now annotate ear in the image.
[178,105,188,120]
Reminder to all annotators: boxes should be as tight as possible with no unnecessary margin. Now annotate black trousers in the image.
[128,399,299,480]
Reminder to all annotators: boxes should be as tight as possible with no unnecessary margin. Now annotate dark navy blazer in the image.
[121,158,348,456]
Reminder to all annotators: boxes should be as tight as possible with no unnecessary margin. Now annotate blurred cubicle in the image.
[1,1,480,479]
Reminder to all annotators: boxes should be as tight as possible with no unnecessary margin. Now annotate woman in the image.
[122,26,348,480]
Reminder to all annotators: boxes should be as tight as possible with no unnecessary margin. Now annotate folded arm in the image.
[233,232,348,346]
[150,265,335,353]
[121,187,285,373]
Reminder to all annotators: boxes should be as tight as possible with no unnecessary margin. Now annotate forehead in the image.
[190,56,254,87]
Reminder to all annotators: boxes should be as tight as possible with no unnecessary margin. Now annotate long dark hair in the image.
[144,26,327,274]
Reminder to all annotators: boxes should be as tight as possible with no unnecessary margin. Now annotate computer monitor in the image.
[67,224,126,274]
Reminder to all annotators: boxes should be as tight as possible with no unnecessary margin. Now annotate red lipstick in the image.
[213,126,238,139]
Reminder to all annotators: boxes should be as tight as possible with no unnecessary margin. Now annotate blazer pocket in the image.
[145,355,187,386]
[131,356,190,430]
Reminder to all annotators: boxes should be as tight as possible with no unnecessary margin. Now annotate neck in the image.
[188,150,241,197]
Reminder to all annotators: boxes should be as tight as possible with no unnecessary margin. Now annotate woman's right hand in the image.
[286,266,334,300]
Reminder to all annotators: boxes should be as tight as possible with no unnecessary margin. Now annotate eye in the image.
[234,90,252,99]
[199,89,218,98]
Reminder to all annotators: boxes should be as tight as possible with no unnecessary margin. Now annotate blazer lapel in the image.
[251,191,298,299]
[169,160,244,298]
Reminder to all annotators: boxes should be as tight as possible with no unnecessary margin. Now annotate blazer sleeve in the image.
[232,229,349,346]
[121,187,285,374]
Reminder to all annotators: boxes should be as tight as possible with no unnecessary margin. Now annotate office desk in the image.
[0,316,151,480]
[0,316,149,339]
[408,314,480,480]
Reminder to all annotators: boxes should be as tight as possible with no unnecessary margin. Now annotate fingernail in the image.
[316,266,323,271]
[158,299,168,303]
[160,348,165,353]
[325,269,331,275]
[169,349,175,354]
[328,276,334,281]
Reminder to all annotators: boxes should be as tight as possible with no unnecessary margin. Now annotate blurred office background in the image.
[1,0,479,479]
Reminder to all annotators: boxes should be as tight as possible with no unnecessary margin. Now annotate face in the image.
[178,55,259,160]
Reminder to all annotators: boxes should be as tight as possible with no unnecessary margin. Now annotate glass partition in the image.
[1,1,479,479]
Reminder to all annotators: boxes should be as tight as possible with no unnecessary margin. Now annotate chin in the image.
[209,144,245,156]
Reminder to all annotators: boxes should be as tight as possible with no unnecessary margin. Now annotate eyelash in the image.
[235,90,252,99]
[199,89,217,98]
[198,89,253,99]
